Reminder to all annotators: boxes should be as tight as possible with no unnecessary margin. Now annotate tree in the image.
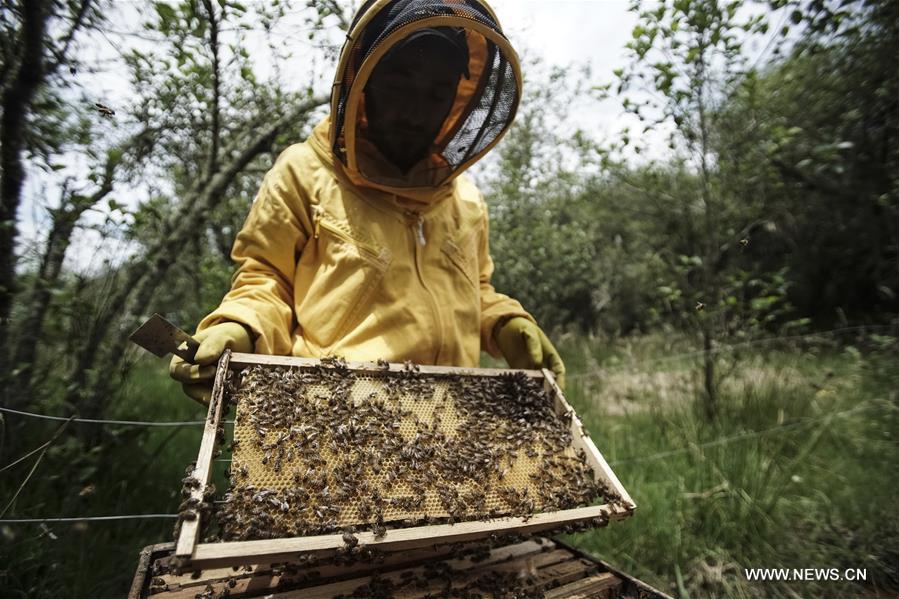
[55,0,336,420]
[484,63,618,332]
[615,0,770,418]
[0,0,104,382]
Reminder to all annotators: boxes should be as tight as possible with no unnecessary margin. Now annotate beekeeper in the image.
[170,0,565,402]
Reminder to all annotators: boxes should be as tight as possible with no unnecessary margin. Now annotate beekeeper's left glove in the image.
[495,317,566,390]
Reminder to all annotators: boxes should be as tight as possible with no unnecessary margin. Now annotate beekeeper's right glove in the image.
[169,322,253,404]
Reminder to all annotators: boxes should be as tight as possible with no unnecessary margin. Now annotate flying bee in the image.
[94,102,115,118]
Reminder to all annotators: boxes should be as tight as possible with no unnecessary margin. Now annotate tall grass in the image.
[0,358,205,596]
[559,334,899,598]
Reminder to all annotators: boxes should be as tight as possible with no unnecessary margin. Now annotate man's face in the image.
[364,38,462,173]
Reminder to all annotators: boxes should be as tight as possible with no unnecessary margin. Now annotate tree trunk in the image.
[702,323,716,420]
[10,176,115,401]
[0,0,47,382]
[696,47,718,421]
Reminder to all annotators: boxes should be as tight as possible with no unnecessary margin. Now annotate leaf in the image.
[155,2,177,26]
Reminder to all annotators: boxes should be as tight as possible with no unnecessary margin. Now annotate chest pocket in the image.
[442,227,481,293]
[296,211,391,352]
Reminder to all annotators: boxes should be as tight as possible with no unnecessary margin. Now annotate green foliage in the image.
[484,63,608,330]
[714,0,899,324]
[485,0,899,419]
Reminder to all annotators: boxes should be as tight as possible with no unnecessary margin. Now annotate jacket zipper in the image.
[406,209,443,363]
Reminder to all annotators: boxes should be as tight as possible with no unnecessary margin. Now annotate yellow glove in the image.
[169,322,253,404]
[495,317,566,390]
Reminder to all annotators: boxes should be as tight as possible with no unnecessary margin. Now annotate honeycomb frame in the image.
[174,352,636,568]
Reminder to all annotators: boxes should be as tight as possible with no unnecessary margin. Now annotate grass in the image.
[1,333,897,597]
[0,357,206,597]
[557,333,899,598]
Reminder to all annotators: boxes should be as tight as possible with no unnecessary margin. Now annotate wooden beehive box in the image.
[173,351,635,569]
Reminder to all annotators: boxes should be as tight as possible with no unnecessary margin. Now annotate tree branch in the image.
[201,0,221,181]
[771,158,853,200]
[68,94,329,418]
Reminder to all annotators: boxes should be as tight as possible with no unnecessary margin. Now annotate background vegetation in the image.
[1,0,896,597]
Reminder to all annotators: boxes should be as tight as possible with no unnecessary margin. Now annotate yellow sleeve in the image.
[476,199,537,358]
[197,146,313,355]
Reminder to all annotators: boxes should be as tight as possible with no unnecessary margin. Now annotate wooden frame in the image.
[174,350,231,558]
[174,352,636,568]
[131,537,673,599]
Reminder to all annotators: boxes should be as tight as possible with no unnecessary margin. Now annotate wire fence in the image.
[1,398,887,525]
[0,406,235,427]
[0,406,205,427]
[0,514,178,523]
[2,326,893,524]
[608,400,880,466]
[2,325,892,429]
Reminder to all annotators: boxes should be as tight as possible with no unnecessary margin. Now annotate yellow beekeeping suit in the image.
[197,0,535,367]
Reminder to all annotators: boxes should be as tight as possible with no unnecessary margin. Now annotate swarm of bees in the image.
[198,359,617,544]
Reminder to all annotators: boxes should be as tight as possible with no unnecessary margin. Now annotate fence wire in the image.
[0,514,178,523]
[0,406,205,427]
[0,406,234,427]
[2,326,892,525]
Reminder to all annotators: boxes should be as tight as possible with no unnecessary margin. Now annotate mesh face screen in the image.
[332,0,519,189]
[217,363,613,542]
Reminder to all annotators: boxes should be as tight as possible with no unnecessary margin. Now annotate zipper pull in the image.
[415,215,427,246]
[312,205,322,239]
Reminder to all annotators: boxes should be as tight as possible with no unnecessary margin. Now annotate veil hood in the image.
[326,0,522,204]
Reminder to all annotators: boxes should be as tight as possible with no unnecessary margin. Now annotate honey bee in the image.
[94,102,115,118]
[342,530,359,548]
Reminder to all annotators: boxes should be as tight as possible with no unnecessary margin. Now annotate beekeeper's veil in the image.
[330,0,522,194]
